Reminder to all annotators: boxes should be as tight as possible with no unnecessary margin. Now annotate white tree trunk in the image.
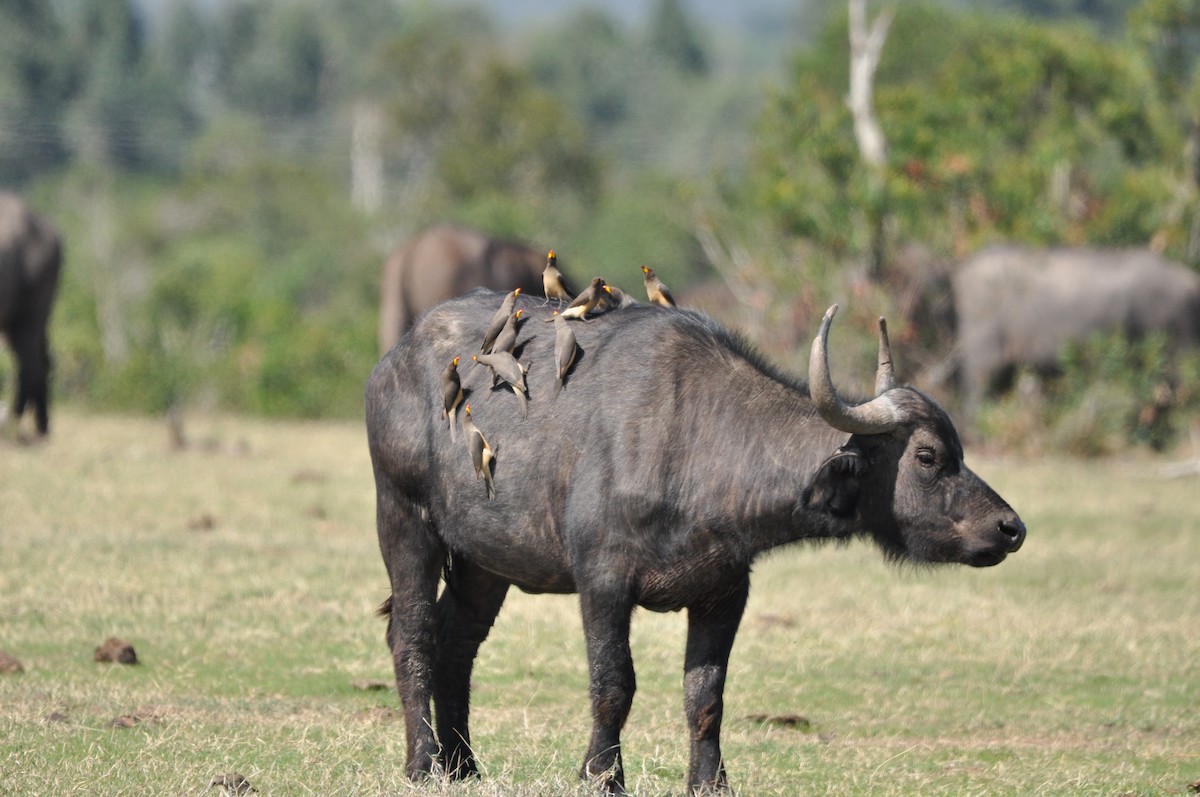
[351,101,384,215]
[847,0,894,170]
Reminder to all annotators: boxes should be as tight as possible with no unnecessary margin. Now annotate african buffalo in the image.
[0,193,63,437]
[365,291,1025,794]
[379,224,567,354]
[953,245,1200,419]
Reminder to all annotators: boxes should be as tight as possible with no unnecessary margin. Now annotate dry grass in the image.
[1,410,1198,795]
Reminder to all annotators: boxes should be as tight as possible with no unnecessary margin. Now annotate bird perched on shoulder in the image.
[558,277,609,321]
[541,250,573,307]
[599,283,638,311]
[473,351,529,418]
[480,288,521,353]
[461,404,495,500]
[641,265,676,307]
[491,309,523,355]
[440,356,463,442]
[551,311,577,397]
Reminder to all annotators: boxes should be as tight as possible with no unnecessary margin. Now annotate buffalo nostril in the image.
[998,518,1026,552]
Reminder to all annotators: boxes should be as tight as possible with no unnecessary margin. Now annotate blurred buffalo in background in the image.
[952,245,1200,422]
[0,193,63,437]
[379,225,568,353]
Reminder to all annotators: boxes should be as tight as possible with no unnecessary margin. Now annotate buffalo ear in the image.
[803,448,866,518]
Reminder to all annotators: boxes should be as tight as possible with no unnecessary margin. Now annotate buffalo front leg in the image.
[10,327,50,435]
[683,577,749,794]
[433,555,510,779]
[578,587,636,793]
[377,490,444,780]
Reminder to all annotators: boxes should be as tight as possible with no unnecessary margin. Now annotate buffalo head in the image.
[805,305,1026,567]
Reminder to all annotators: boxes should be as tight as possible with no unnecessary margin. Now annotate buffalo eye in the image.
[915,447,937,469]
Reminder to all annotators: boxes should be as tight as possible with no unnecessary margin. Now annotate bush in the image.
[977,331,1199,455]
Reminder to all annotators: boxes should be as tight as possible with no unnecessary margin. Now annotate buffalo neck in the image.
[612,345,861,561]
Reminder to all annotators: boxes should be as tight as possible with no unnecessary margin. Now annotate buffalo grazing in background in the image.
[0,193,63,437]
[953,245,1200,421]
[365,290,1025,794]
[378,224,567,354]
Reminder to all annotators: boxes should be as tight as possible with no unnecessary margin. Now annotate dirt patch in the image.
[188,512,217,532]
[355,706,402,723]
[753,613,797,630]
[291,469,327,484]
[351,679,391,691]
[109,707,163,728]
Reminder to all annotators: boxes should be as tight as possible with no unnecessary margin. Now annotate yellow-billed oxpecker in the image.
[491,309,523,355]
[541,250,572,307]
[551,310,578,397]
[460,404,495,500]
[473,350,529,419]
[559,277,609,321]
[480,288,521,353]
[440,356,463,442]
[641,265,676,307]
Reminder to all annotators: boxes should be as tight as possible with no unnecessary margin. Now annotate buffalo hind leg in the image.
[578,587,635,794]
[683,577,749,794]
[433,555,510,779]
[377,489,444,780]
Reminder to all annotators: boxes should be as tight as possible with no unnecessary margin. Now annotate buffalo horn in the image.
[809,305,904,435]
[875,317,896,396]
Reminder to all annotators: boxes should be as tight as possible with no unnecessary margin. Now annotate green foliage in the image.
[648,0,710,76]
[213,1,327,120]
[977,331,1200,455]
[0,0,71,183]
[373,5,601,242]
[749,2,1195,263]
[44,130,379,419]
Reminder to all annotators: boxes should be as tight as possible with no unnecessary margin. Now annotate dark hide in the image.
[365,290,1025,793]
[0,193,63,436]
[378,224,571,354]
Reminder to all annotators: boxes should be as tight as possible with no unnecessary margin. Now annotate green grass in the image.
[2,411,1198,795]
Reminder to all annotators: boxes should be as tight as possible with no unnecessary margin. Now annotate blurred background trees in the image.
[3,0,1200,450]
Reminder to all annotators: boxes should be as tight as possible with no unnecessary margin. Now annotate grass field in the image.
[2,410,1198,796]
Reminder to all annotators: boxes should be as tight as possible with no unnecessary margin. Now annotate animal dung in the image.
[109,714,143,729]
[0,651,25,673]
[187,512,217,532]
[94,637,138,665]
[210,773,256,795]
[744,713,813,732]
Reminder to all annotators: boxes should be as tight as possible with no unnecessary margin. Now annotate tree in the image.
[647,0,709,76]
[53,0,197,173]
[0,0,70,184]
[750,4,1185,261]
[375,6,600,240]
